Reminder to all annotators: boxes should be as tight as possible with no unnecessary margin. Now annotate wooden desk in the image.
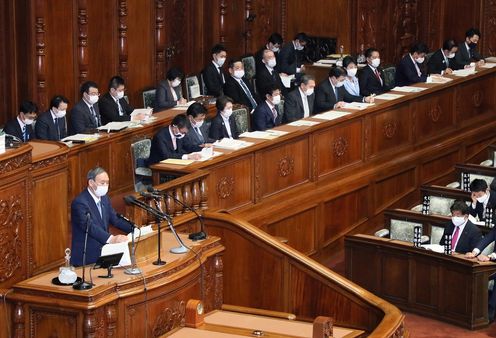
[345,234,496,329]
[8,232,224,338]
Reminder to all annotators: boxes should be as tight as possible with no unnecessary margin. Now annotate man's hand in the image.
[334,101,346,109]
[187,153,202,160]
[364,96,375,103]
[178,98,187,105]
[478,60,485,66]
[131,112,146,121]
[465,252,477,258]
[109,234,128,244]
[444,68,453,75]
[477,254,491,262]
[471,191,478,204]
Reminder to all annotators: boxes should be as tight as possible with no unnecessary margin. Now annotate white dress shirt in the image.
[298,88,310,118]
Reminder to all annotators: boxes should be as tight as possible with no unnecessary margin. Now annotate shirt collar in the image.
[221,113,230,123]
[17,116,26,128]
[87,187,101,203]
[168,125,177,141]
[50,109,57,120]
[266,100,275,109]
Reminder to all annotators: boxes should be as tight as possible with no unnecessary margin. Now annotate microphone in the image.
[73,212,93,290]
[147,186,207,241]
[116,213,138,228]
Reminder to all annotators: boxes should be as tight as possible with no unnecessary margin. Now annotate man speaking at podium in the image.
[70,167,133,266]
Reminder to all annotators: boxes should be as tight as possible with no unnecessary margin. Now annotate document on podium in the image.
[280,74,294,88]
[101,241,131,267]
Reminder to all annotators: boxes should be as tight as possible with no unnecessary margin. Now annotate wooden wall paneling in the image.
[380,249,410,303]
[355,0,391,61]
[442,0,481,47]
[455,74,496,128]
[218,0,246,58]
[0,0,18,125]
[109,136,134,194]
[482,0,496,56]
[77,0,89,87]
[163,0,188,73]
[155,0,166,83]
[373,166,417,213]
[186,0,206,75]
[29,308,79,338]
[246,0,283,54]
[420,148,461,184]
[118,0,129,79]
[34,0,48,112]
[390,0,420,63]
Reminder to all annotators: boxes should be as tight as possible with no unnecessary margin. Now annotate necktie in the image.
[334,86,339,100]
[116,98,123,116]
[90,105,99,126]
[239,80,257,109]
[97,201,102,218]
[451,226,460,250]
[22,125,27,141]
[195,127,204,143]
[54,118,60,140]
[302,94,310,117]
[272,107,278,123]
[218,68,225,84]
[374,69,383,85]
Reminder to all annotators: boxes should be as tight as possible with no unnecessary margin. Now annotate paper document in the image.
[196,150,223,162]
[452,68,476,77]
[189,84,201,98]
[0,134,5,154]
[287,120,320,126]
[239,131,278,140]
[312,62,335,68]
[97,121,131,132]
[265,129,289,136]
[316,59,336,64]
[485,57,496,63]
[312,111,351,121]
[427,76,453,83]
[101,241,131,266]
[327,54,350,58]
[127,225,154,241]
[374,93,404,100]
[131,108,153,119]
[213,138,254,150]
[481,63,496,69]
[341,102,375,110]
[62,133,100,143]
[391,86,426,93]
[160,158,195,165]
[280,74,295,88]
[468,214,485,226]
[421,244,444,253]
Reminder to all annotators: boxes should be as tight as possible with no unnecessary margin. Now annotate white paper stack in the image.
[452,68,476,77]
[341,102,375,110]
[287,120,321,126]
[312,111,351,121]
[374,93,405,100]
[391,86,426,93]
[97,121,132,132]
[481,63,496,69]
[239,131,278,140]
[213,138,254,150]
[421,244,444,253]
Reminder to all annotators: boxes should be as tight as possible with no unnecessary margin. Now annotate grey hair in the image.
[87,166,107,181]
[299,74,315,85]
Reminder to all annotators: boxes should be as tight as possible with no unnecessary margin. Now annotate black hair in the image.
[211,44,227,54]
[409,42,429,54]
[216,96,233,111]
[465,28,481,38]
[19,100,38,114]
[342,56,357,68]
[294,32,309,43]
[108,76,125,90]
[227,58,243,69]
[50,95,69,109]
[87,166,106,181]
[263,84,281,97]
[442,39,457,51]
[80,81,98,95]
[268,33,283,45]
[186,102,207,118]
[328,66,347,78]
[171,114,189,129]
[450,200,469,215]
[365,47,379,58]
[166,67,184,81]
[298,74,315,86]
[470,179,488,193]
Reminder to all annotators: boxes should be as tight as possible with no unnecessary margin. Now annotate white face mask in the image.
[116,91,125,99]
[476,194,488,203]
[335,80,345,88]
[416,57,425,64]
[448,53,455,59]
[271,47,280,53]
[452,216,466,227]
[272,95,281,105]
[267,58,277,68]
[191,119,204,128]
[347,68,358,77]
[371,58,381,68]
[24,118,35,125]
[305,88,314,96]
[216,57,226,67]
[233,70,245,79]
[55,110,66,118]
[295,40,304,51]
[222,108,233,118]
[88,95,99,104]
[94,184,108,197]
[172,79,181,87]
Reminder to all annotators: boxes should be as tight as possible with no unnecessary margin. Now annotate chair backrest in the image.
[200,73,208,95]
[131,139,151,169]
[276,99,284,118]
[232,106,250,134]
[427,196,455,216]
[185,75,201,101]
[430,225,445,244]
[424,52,435,64]
[242,56,256,80]
[383,67,396,88]
[142,89,156,108]
[390,219,423,242]
[480,159,493,167]
[461,173,495,190]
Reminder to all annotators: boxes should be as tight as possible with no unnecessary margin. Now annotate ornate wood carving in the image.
[244,0,253,52]
[14,302,24,337]
[0,153,31,173]
[155,0,166,83]
[332,137,349,158]
[383,120,398,139]
[482,0,496,56]
[77,0,89,85]
[152,300,186,337]
[106,303,117,337]
[31,154,67,170]
[83,308,105,338]
[35,0,47,112]
[278,155,295,177]
[427,104,442,123]
[191,180,200,210]
[118,0,128,78]
[473,90,483,108]
[356,0,388,53]
[391,0,419,62]
[216,176,234,199]
[174,187,183,215]
[219,0,228,43]
[281,0,288,38]
[200,177,208,210]
[214,254,223,310]
[0,196,23,282]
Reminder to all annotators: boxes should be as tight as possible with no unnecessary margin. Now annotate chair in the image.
[424,52,435,65]
[427,196,455,216]
[130,139,152,192]
[383,66,396,88]
[142,89,156,108]
[480,159,493,167]
[446,181,460,189]
[461,173,494,191]
[232,106,250,134]
[200,73,208,96]
[390,219,424,242]
[430,225,445,244]
[185,75,201,101]
[242,56,256,80]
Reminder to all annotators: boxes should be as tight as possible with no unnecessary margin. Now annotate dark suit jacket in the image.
[283,88,315,123]
[209,113,239,140]
[147,126,187,165]
[70,99,102,135]
[358,65,389,96]
[3,118,35,141]
[35,110,67,141]
[98,92,133,125]
[202,62,225,97]
[223,76,260,110]
[252,101,282,131]
[255,46,280,69]
[469,191,496,221]
[476,227,496,253]
[439,220,482,253]
[70,189,133,266]
[255,64,286,95]
[427,49,452,74]
[182,123,212,153]
[394,54,427,87]
[454,42,483,69]
[155,80,184,110]
[314,79,362,113]
[277,42,302,75]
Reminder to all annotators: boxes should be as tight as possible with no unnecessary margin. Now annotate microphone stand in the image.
[117,214,142,275]
[73,213,93,290]
[152,194,189,254]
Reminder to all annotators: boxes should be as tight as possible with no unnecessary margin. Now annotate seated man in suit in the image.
[202,44,227,97]
[256,49,286,96]
[468,179,496,222]
[70,167,132,266]
[70,81,102,134]
[209,96,240,140]
[155,67,187,111]
[35,95,69,141]
[427,39,458,75]
[183,102,212,153]
[439,200,482,254]
[454,28,485,69]
[359,48,390,96]
[98,76,134,125]
[255,32,283,70]
[3,100,38,142]
[277,32,309,75]
[394,42,429,86]
[315,67,373,113]
[253,85,282,131]
[283,74,315,123]
[223,58,260,111]
[147,114,201,165]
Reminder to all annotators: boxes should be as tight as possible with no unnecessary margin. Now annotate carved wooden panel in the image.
[456,74,496,127]
[355,0,390,57]
[411,256,440,308]
[109,136,134,195]
[482,0,496,56]
[0,0,16,124]
[77,0,89,85]
[391,0,419,62]
[420,149,460,184]
[246,0,283,53]
[262,207,316,255]
[321,187,369,246]
[373,167,416,212]
[255,137,309,200]
[442,0,481,50]
[367,103,412,159]
[34,0,48,112]
[30,308,78,338]
[414,87,455,143]
[118,0,129,78]
[314,120,363,179]
[380,251,410,302]
[206,155,253,210]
